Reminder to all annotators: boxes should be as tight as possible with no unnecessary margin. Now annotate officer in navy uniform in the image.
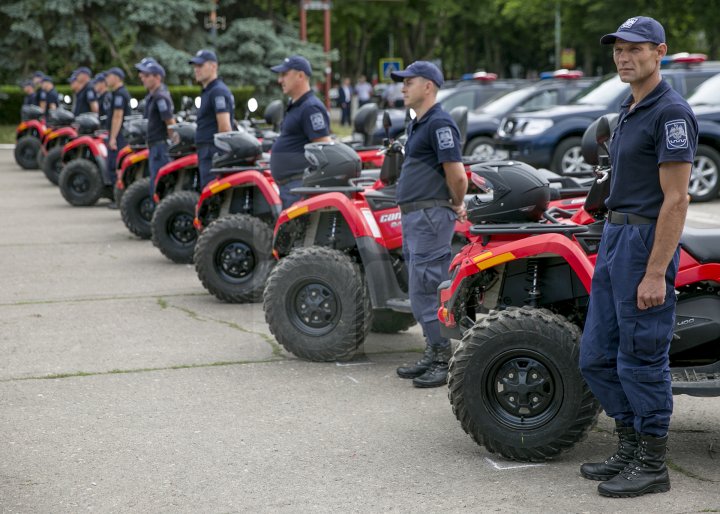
[390,61,468,388]
[269,55,331,208]
[105,67,132,207]
[92,72,111,128]
[21,80,36,106]
[31,71,44,105]
[38,75,59,114]
[135,57,175,195]
[579,17,697,498]
[188,49,234,189]
[69,67,99,115]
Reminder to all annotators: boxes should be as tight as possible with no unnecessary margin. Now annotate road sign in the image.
[303,0,332,9]
[379,58,403,83]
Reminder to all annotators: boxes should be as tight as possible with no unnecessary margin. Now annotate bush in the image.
[0,84,255,124]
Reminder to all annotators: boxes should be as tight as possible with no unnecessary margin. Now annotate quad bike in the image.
[438,115,720,462]
[14,105,47,170]
[237,98,283,153]
[39,108,77,184]
[150,127,267,264]
[57,113,113,206]
[113,115,149,203]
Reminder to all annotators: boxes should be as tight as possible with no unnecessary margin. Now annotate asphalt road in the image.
[1,148,719,513]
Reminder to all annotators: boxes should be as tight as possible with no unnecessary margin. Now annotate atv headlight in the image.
[518,118,554,136]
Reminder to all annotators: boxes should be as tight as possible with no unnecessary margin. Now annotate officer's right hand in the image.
[452,202,467,223]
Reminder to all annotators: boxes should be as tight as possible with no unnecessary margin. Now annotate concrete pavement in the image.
[1,149,719,513]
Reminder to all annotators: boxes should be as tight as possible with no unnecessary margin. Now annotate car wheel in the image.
[464,136,495,161]
[551,137,593,176]
[688,144,720,202]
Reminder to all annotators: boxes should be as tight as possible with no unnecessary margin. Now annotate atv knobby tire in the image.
[121,177,154,239]
[448,306,600,462]
[263,246,371,361]
[194,214,274,303]
[151,190,200,263]
[14,136,41,170]
[58,158,103,206]
[42,146,64,185]
[371,309,416,333]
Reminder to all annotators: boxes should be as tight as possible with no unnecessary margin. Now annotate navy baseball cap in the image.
[73,66,92,77]
[391,60,444,88]
[92,72,107,84]
[134,57,166,77]
[41,74,53,83]
[189,49,218,65]
[32,71,44,79]
[270,55,312,76]
[21,79,33,87]
[106,67,125,80]
[600,16,666,45]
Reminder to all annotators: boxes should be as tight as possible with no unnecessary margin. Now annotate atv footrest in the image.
[671,360,720,397]
[469,223,589,236]
[385,298,413,313]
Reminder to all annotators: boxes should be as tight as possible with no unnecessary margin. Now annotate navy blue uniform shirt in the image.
[195,78,234,144]
[270,91,331,181]
[23,93,36,106]
[607,80,698,219]
[73,84,97,115]
[146,86,175,144]
[111,85,132,118]
[98,92,111,128]
[397,103,463,204]
[39,88,59,114]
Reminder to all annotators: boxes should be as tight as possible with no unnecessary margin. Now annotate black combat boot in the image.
[412,346,452,388]
[397,345,434,379]
[597,433,670,498]
[580,422,638,481]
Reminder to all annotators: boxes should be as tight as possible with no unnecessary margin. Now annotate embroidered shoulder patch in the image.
[665,120,688,149]
[157,99,167,112]
[310,112,326,131]
[114,95,124,108]
[436,127,454,150]
[214,95,227,110]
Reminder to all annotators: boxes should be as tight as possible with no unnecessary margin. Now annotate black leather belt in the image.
[399,199,451,215]
[275,173,304,186]
[608,210,656,225]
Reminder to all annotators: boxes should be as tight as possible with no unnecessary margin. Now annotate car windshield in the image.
[572,74,628,106]
[687,73,720,106]
[475,88,534,115]
[437,89,453,103]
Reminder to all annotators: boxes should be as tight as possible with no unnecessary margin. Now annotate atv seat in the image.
[364,185,398,211]
[680,227,720,263]
[290,185,365,197]
[360,169,380,181]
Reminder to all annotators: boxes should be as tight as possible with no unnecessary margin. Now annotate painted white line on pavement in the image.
[0,144,15,150]
[484,457,546,470]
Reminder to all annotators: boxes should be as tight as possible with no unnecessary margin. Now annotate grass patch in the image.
[0,124,16,144]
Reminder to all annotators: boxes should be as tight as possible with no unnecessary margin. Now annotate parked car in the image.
[685,72,720,201]
[463,71,594,159]
[371,75,527,143]
[495,55,720,175]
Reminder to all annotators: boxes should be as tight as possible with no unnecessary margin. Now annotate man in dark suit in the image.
[337,77,353,126]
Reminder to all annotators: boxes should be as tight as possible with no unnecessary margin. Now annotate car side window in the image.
[441,90,476,112]
[684,74,714,97]
[518,90,559,112]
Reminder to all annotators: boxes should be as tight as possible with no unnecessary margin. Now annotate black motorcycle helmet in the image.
[353,102,379,143]
[123,117,148,149]
[212,130,262,168]
[21,104,43,121]
[467,160,551,223]
[303,141,362,187]
[168,122,197,157]
[581,113,619,165]
[263,99,284,131]
[46,108,75,128]
[74,113,101,135]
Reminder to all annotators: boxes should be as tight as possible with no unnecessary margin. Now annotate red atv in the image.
[39,108,77,185]
[58,113,113,206]
[14,105,47,170]
[113,116,149,204]
[438,116,720,462]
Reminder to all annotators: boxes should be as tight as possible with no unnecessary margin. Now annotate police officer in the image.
[390,61,468,388]
[135,57,175,195]
[38,75,59,114]
[31,71,44,105]
[105,67,132,207]
[579,16,697,498]
[21,80,36,106]
[69,67,99,115]
[92,72,111,128]
[269,55,331,207]
[188,49,234,189]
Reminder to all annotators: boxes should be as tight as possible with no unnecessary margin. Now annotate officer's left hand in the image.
[636,272,666,310]
[452,203,467,223]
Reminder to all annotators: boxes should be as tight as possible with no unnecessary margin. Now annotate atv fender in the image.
[117,149,149,189]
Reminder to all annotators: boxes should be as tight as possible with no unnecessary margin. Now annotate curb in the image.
[0,144,15,150]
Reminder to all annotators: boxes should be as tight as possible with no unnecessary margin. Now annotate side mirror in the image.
[382,111,392,140]
[247,97,258,114]
[596,116,611,148]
